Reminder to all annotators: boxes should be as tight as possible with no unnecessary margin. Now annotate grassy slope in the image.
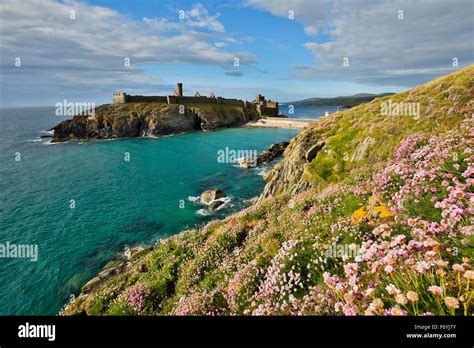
[307,67,472,182]
[62,66,473,316]
[94,102,246,118]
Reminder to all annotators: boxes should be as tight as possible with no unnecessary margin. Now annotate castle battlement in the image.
[112,83,278,116]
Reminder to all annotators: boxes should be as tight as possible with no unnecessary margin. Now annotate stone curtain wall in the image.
[125,95,168,103]
[120,94,249,108]
[166,96,246,107]
[111,93,277,116]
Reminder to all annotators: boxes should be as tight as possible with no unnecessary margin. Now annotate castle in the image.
[112,83,279,117]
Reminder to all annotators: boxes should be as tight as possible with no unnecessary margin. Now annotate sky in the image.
[0,0,473,106]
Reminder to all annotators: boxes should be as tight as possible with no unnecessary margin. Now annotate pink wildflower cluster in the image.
[172,288,227,316]
[123,281,151,314]
[297,117,473,316]
[253,239,303,315]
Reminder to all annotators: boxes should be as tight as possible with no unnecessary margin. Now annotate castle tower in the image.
[112,92,127,104]
[177,83,183,97]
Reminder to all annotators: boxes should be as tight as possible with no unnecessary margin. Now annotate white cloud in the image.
[248,0,474,86]
[0,0,254,105]
[183,3,225,32]
[303,25,318,36]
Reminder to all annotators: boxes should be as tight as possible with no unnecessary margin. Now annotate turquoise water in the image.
[0,107,298,315]
[279,105,340,119]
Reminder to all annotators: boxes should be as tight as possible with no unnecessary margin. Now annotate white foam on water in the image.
[42,139,58,145]
[196,208,211,216]
[257,167,269,176]
[188,196,200,202]
[214,196,232,210]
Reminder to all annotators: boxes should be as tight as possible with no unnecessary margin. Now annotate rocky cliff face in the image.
[51,103,259,142]
[257,123,327,202]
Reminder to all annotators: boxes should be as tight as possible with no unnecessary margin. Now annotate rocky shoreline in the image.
[239,141,289,169]
[51,102,260,143]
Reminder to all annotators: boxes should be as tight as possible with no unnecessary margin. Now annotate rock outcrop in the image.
[257,141,290,164]
[240,141,290,169]
[197,189,229,212]
[257,125,329,203]
[305,141,325,162]
[200,189,226,205]
[51,103,259,142]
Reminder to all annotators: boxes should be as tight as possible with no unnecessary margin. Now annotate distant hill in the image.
[285,92,395,107]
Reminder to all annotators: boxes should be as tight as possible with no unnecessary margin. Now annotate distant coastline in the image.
[283,92,394,107]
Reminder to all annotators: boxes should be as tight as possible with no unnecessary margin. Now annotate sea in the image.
[0,105,326,315]
[278,104,341,118]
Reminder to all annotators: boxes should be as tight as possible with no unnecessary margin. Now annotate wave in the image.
[213,196,232,210]
[193,195,233,215]
[196,208,211,216]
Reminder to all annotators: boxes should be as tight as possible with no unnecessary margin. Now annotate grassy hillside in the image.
[62,66,473,316]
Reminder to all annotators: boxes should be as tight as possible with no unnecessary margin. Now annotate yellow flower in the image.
[351,208,368,224]
[372,205,394,219]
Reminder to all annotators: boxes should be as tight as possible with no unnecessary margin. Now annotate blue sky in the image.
[0,0,472,106]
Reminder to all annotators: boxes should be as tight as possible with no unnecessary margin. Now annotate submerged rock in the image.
[239,158,257,169]
[81,260,127,294]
